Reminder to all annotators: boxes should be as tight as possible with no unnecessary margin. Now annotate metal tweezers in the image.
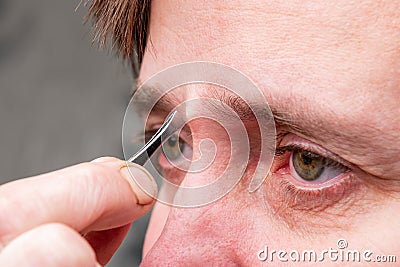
[127,111,177,165]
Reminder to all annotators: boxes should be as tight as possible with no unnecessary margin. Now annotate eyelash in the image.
[271,141,358,211]
[144,129,158,142]
[144,126,359,211]
[275,143,348,171]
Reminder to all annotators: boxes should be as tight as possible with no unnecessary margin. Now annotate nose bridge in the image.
[142,117,252,264]
[183,117,233,186]
[143,200,239,265]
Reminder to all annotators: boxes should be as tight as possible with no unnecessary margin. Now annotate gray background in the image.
[0,0,148,266]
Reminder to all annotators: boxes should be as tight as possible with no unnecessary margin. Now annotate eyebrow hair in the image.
[132,84,400,179]
[207,89,303,133]
[132,85,304,135]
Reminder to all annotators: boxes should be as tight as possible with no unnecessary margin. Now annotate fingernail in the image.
[120,164,157,205]
[95,263,103,267]
[91,157,117,163]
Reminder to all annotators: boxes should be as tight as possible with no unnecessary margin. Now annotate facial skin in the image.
[138,1,400,266]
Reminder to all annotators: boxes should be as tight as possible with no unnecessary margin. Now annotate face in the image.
[138,1,400,265]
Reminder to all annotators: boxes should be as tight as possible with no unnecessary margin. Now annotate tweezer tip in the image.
[127,110,178,164]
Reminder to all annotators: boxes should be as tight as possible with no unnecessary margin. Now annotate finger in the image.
[0,158,157,246]
[0,223,100,267]
[85,224,131,265]
[91,156,119,163]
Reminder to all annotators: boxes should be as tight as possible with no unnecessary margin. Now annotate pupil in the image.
[292,150,325,181]
[168,135,178,147]
[301,152,313,165]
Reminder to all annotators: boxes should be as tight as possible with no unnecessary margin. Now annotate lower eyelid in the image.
[268,148,359,209]
[279,173,356,208]
[157,151,186,185]
[263,172,367,230]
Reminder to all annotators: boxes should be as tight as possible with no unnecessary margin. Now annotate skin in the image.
[140,0,400,266]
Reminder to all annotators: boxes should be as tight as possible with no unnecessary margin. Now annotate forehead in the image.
[140,1,400,123]
[141,0,400,100]
[138,0,400,176]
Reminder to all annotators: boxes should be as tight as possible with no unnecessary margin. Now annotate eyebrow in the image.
[132,83,400,181]
[132,84,305,135]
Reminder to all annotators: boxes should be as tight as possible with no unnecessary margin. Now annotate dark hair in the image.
[87,0,151,74]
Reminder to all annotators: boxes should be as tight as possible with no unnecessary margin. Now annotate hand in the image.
[0,157,157,267]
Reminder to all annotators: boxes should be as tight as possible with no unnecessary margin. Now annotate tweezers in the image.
[128,111,177,165]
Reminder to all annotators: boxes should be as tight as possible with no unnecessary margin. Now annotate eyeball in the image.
[291,150,347,184]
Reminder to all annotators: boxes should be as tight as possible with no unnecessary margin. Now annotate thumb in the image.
[0,157,158,246]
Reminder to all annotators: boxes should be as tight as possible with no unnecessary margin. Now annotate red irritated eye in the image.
[269,140,362,217]
[273,131,350,188]
[290,149,348,185]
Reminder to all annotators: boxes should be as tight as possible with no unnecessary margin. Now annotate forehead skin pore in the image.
[140,0,400,179]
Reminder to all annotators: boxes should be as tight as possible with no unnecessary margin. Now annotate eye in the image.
[162,134,188,161]
[158,133,193,169]
[289,148,348,185]
[269,139,367,224]
[144,124,193,174]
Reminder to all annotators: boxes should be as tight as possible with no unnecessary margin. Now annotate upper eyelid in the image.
[148,123,163,131]
[275,144,347,169]
[145,123,193,144]
[148,117,351,170]
[276,135,353,169]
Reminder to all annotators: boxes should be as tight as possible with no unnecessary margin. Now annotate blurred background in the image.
[0,0,149,266]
